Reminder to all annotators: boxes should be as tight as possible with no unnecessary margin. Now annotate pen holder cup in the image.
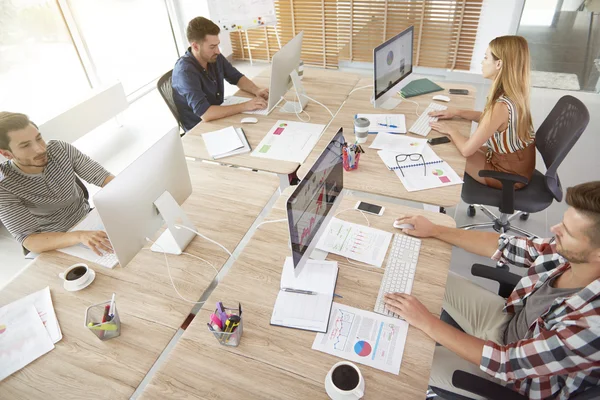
[84,300,121,341]
[208,307,243,347]
[342,149,361,171]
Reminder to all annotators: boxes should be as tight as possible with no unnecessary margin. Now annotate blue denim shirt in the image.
[172,48,244,131]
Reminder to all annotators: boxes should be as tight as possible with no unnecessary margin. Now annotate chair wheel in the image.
[467,205,476,217]
[520,213,529,221]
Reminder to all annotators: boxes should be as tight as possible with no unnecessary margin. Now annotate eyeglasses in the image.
[395,153,426,177]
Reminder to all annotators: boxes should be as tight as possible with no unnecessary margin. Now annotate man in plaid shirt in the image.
[384,182,600,399]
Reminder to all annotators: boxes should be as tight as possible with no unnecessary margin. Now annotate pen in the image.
[281,288,317,295]
[378,123,398,128]
[99,304,110,339]
[108,293,115,318]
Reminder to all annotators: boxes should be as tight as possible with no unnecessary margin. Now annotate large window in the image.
[67,0,179,94]
[0,0,91,122]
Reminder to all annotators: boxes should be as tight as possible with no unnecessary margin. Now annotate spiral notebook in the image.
[378,145,462,192]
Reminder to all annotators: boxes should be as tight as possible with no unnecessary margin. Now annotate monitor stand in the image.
[371,94,402,110]
[281,70,309,113]
[151,191,196,255]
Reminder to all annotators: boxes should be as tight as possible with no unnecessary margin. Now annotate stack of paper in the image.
[315,218,393,268]
[202,126,251,159]
[356,114,406,134]
[378,145,463,192]
[251,120,325,163]
[369,132,427,153]
[0,287,61,381]
[271,258,339,333]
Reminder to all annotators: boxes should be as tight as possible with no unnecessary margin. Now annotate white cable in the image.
[256,218,287,229]
[300,93,334,117]
[334,208,370,227]
[399,94,421,116]
[174,224,234,260]
[144,238,218,304]
[277,96,311,122]
[349,84,374,96]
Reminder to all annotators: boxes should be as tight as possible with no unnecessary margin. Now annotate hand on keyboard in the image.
[243,97,268,112]
[383,293,435,331]
[429,121,458,138]
[79,230,113,256]
[395,215,439,238]
[428,107,457,120]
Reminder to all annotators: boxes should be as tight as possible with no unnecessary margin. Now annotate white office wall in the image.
[172,0,233,57]
[470,0,525,73]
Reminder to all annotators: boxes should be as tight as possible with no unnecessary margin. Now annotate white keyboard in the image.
[374,233,421,318]
[408,102,448,137]
[242,108,269,115]
[91,252,119,268]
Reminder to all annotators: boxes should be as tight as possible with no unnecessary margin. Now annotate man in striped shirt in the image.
[0,112,114,255]
[385,181,600,399]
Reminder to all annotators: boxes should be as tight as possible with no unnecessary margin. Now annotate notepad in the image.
[378,145,463,192]
[202,126,251,159]
[270,257,339,333]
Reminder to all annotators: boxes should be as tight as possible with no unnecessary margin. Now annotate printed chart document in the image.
[356,114,406,134]
[3,287,62,343]
[378,145,463,192]
[202,126,250,159]
[312,303,409,375]
[57,209,117,268]
[251,120,325,163]
[369,132,427,153]
[271,258,339,333]
[316,218,393,268]
[0,304,55,381]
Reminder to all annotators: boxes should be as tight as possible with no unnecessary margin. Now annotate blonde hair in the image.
[482,36,534,143]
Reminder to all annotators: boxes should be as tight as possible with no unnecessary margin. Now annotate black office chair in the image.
[157,70,185,134]
[460,95,590,237]
[428,263,600,400]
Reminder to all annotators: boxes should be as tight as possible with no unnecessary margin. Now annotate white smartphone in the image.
[354,201,385,216]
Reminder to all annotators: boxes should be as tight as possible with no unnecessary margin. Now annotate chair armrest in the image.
[478,170,529,214]
[472,263,522,298]
[452,371,528,400]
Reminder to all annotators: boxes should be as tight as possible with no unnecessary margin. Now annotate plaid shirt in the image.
[479,234,600,399]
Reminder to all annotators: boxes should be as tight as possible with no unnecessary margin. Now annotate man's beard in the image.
[556,240,591,264]
[17,153,48,168]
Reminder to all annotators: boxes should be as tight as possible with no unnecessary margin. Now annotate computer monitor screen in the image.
[93,128,192,267]
[374,26,414,101]
[287,129,344,274]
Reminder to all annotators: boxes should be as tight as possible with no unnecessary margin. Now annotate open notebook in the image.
[378,145,462,192]
[271,257,339,333]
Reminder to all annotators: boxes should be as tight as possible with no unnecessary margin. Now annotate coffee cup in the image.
[58,263,90,291]
[354,117,370,144]
[325,361,365,399]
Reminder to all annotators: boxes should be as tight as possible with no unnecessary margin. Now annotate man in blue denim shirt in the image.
[172,17,268,131]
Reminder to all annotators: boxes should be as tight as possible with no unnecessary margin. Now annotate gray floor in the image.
[518,10,600,91]
[1,61,599,294]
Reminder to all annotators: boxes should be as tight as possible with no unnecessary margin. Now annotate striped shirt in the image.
[479,234,600,399]
[0,140,111,245]
[485,95,535,154]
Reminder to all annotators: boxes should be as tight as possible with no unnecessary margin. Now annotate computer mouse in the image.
[433,95,451,102]
[241,117,258,124]
[393,221,414,230]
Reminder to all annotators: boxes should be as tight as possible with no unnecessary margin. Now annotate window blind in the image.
[230,0,483,71]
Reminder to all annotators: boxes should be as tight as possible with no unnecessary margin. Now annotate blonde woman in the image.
[430,36,535,189]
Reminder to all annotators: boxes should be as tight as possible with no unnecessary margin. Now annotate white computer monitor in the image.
[373,26,415,109]
[263,31,308,114]
[93,127,196,267]
[286,128,345,277]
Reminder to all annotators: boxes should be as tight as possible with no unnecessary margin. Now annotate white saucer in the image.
[64,269,96,292]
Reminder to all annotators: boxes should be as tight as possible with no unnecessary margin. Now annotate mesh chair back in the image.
[535,95,589,201]
[157,70,183,131]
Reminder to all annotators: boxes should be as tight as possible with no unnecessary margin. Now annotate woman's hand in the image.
[429,121,459,138]
[428,108,458,120]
